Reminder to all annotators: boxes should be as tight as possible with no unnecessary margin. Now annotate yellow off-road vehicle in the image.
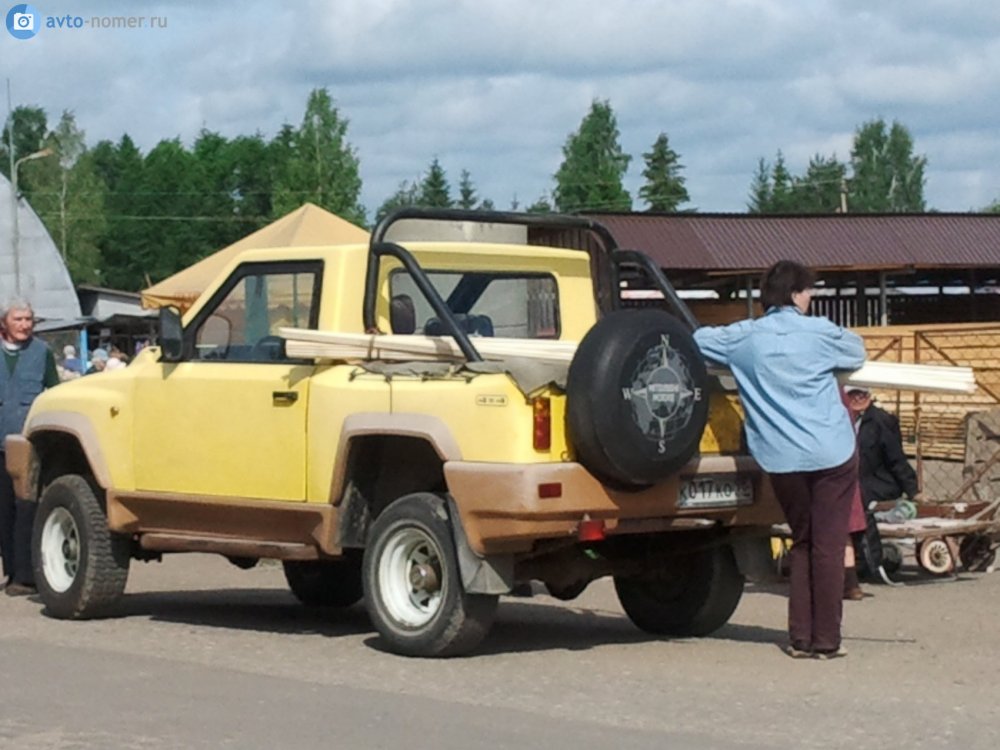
[7,209,781,657]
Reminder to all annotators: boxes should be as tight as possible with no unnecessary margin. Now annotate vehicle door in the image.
[133,261,322,501]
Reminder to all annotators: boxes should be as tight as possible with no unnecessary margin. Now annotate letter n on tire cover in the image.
[567,309,709,487]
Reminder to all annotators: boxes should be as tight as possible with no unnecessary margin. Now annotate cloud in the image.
[4,0,999,218]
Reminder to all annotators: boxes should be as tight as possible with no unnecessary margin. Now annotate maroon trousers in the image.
[769,453,857,652]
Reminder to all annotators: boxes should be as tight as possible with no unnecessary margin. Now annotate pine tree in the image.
[639,133,689,212]
[457,169,478,209]
[747,158,772,213]
[770,151,794,212]
[419,157,452,207]
[553,100,631,213]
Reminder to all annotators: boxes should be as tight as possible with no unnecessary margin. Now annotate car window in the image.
[193,268,320,361]
[389,271,560,339]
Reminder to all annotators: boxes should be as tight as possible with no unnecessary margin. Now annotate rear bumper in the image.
[445,455,782,555]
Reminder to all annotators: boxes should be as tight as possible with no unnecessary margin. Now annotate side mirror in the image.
[158,307,184,362]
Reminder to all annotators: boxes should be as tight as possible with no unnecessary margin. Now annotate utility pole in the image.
[839,177,849,214]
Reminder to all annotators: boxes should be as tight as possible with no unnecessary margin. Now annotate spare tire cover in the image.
[566,309,709,487]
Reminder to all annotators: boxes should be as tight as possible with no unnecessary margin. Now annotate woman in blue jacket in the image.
[694,261,867,659]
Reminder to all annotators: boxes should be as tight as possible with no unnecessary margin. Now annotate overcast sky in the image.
[4,0,999,220]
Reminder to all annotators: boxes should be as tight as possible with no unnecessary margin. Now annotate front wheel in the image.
[614,544,744,637]
[362,493,498,657]
[32,475,131,619]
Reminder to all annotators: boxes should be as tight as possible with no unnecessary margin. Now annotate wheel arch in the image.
[12,413,112,500]
[332,414,460,549]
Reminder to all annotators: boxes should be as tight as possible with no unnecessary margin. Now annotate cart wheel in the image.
[959,535,997,572]
[917,537,954,576]
[881,542,904,575]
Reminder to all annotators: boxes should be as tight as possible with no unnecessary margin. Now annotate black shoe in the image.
[4,582,36,597]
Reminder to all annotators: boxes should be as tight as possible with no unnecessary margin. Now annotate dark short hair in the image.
[760,260,816,310]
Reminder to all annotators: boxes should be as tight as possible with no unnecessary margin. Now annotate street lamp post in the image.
[10,147,54,295]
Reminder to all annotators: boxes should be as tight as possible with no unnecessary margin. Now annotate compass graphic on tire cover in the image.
[621,335,698,453]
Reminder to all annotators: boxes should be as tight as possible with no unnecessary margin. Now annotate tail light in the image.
[577,518,606,542]
[532,396,551,451]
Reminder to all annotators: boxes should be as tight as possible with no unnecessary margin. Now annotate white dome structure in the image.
[0,172,82,323]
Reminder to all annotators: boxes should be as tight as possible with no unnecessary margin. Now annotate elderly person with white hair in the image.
[0,298,59,596]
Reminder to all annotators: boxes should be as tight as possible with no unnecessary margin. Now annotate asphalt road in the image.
[1,553,998,749]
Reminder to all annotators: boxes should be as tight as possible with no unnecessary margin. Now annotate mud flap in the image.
[730,535,782,583]
[446,497,514,594]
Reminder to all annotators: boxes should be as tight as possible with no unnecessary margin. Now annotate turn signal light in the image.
[532,396,551,451]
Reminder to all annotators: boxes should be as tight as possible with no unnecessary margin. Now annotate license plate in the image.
[679,475,753,508]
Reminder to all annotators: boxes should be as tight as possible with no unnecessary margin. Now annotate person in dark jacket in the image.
[844,386,923,507]
[0,299,60,596]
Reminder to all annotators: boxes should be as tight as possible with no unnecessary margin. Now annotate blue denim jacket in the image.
[693,306,867,473]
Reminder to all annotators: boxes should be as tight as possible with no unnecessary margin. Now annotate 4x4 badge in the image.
[621,335,701,453]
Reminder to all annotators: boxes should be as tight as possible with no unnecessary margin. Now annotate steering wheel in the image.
[251,335,285,361]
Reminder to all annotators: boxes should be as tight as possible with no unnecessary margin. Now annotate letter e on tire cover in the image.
[567,309,709,487]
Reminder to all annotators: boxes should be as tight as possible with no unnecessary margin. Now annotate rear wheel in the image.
[614,545,744,636]
[32,475,130,619]
[283,554,363,607]
[362,493,498,657]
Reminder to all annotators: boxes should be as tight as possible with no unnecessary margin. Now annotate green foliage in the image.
[375,179,421,223]
[419,157,452,207]
[137,138,207,285]
[748,151,801,213]
[752,119,927,215]
[553,99,631,213]
[457,169,478,209]
[770,152,794,212]
[20,112,107,284]
[849,118,926,212]
[639,133,689,212]
[0,105,49,190]
[985,200,1000,214]
[793,155,847,213]
[526,195,553,213]
[747,158,772,213]
[272,88,365,225]
[95,134,149,290]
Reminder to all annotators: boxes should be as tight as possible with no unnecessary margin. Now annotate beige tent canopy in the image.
[141,203,369,311]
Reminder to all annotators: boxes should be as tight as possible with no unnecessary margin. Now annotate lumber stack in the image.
[842,361,976,394]
[280,327,977,394]
[281,328,576,363]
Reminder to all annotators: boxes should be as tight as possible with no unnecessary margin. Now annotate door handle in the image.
[272,390,298,405]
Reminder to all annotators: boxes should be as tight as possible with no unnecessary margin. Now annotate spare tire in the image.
[567,309,709,488]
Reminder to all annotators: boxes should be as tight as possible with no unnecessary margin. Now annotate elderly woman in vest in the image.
[0,299,59,596]
[693,261,867,659]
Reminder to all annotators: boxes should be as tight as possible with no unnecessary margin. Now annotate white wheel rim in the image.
[40,507,80,593]
[377,526,444,628]
[921,539,951,574]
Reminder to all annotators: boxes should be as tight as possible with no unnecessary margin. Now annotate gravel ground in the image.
[1,550,998,749]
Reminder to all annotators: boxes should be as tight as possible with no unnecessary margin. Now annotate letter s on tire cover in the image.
[567,309,709,488]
